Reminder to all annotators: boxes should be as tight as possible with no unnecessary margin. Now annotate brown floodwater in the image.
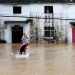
[0,43,75,75]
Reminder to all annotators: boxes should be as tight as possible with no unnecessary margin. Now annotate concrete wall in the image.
[0,3,74,43]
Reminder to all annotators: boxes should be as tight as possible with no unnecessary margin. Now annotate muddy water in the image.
[0,43,75,75]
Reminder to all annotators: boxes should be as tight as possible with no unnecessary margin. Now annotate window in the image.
[44,6,53,13]
[13,6,21,14]
[44,27,55,39]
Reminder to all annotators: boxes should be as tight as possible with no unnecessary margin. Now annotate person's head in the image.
[23,33,25,35]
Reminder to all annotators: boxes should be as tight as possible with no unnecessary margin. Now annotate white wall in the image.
[0,3,75,43]
[4,23,30,43]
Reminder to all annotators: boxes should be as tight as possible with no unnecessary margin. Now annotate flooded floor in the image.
[0,43,75,75]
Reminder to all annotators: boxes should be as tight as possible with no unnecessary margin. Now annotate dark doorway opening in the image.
[12,27,23,43]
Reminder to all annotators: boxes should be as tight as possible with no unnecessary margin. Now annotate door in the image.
[72,28,75,43]
[12,27,23,43]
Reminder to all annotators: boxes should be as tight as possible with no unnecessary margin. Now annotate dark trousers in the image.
[20,45,26,54]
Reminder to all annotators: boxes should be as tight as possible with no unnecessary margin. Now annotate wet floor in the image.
[0,43,75,75]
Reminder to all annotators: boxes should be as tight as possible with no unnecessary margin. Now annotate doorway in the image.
[12,27,23,43]
[72,27,75,43]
